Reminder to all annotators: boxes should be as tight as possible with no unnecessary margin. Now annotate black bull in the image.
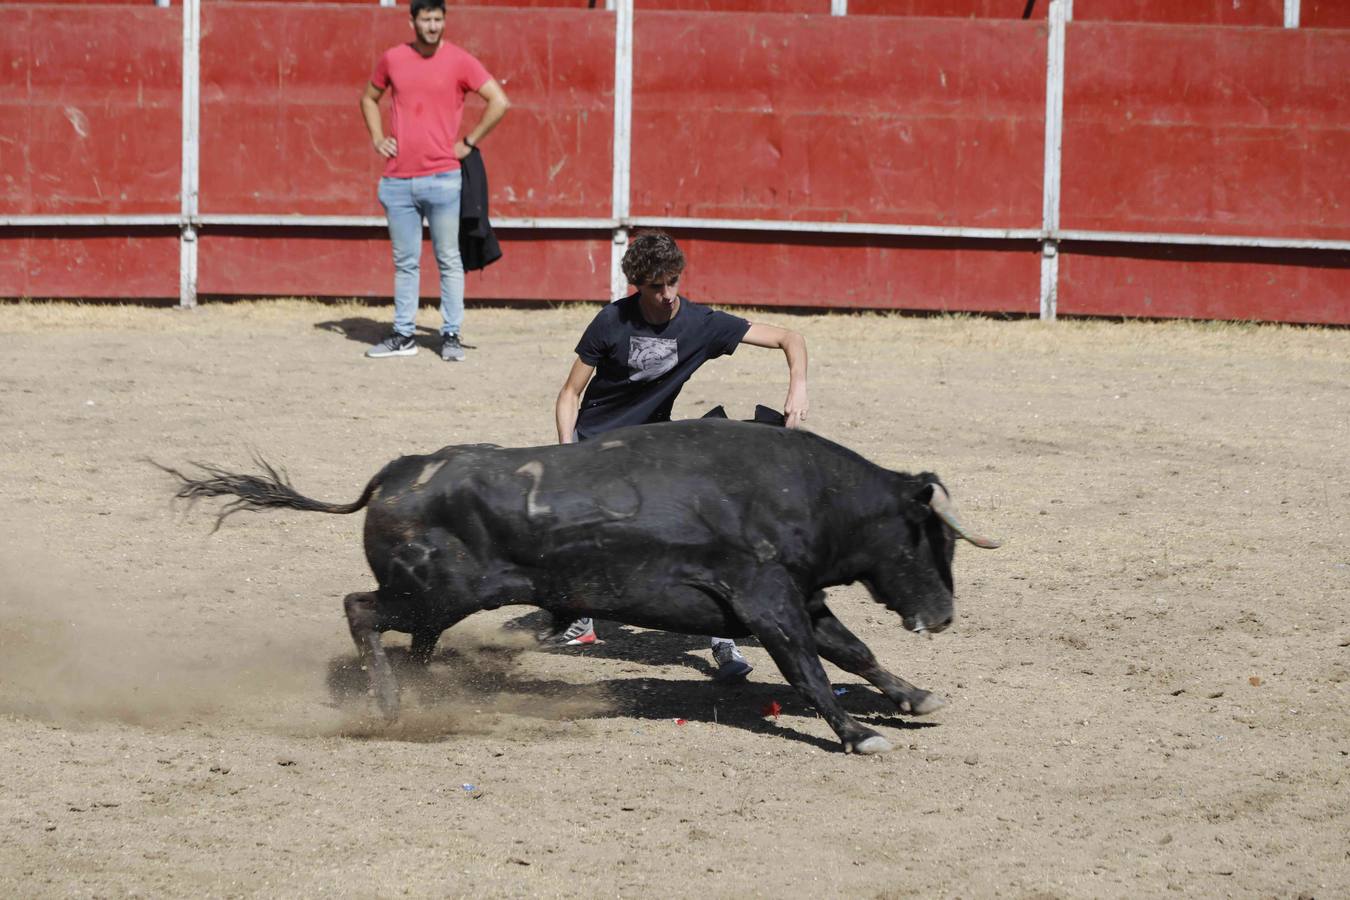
[164,419,999,754]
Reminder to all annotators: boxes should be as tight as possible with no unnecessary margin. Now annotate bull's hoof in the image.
[848,735,894,755]
[899,691,946,716]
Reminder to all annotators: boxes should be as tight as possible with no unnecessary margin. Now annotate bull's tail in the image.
[153,456,378,533]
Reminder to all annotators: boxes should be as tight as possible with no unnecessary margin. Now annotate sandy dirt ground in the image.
[0,300,1346,899]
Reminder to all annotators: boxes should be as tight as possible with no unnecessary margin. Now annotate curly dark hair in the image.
[410,0,446,18]
[621,231,686,286]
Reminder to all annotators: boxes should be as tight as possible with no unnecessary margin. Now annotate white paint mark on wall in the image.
[63,107,89,138]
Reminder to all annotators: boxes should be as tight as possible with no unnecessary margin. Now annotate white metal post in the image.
[1038,0,1067,321]
[831,0,848,15]
[178,0,200,307]
[1284,0,1300,28]
[609,0,634,300]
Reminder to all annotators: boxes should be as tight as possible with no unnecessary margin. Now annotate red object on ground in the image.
[761,701,782,721]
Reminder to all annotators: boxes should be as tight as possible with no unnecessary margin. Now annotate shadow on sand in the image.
[325,617,937,752]
[315,316,440,349]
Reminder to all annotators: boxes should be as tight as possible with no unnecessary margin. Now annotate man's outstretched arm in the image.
[741,323,809,428]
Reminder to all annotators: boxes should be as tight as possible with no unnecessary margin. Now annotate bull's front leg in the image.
[733,573,893,755]
[809,602,945,716]
[409,629,441,665]
[343,591,400,721]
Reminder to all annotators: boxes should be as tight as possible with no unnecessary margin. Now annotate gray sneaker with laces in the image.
[365,332,417,358]
[440,333,465,362]
[541,617,595,646]
[712,640,753,682]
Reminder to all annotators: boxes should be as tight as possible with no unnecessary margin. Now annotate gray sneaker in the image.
[366,332,417,358]
[440,333,465,362]
[712,640,753,682]
[540,617,596,646]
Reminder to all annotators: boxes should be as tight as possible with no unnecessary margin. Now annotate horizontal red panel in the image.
[0,230,179,298]
[633,0,826,9]
[212,0,610,5]
[199,5,613,219]
[668,232,1041,312]
[631,14,1046,227]
[196,229,609,301]
[0,6,181,215]
[1072,0,1281,25]
[1304,0,1350,28]
[4,0,603,4]
[1059,245,1350,324]
[849,1,1044,16]
[1062,24,1350,239]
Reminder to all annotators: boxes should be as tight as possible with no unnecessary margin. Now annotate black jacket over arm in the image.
[459,148,502,271]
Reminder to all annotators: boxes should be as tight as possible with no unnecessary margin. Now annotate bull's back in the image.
[361,422,880,569]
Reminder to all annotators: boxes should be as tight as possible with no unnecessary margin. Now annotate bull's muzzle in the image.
[903,612,953,636]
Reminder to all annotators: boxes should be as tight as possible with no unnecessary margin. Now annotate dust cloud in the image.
[0,545,611,739]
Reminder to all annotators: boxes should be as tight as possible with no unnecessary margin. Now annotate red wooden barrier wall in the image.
[199,5,613,219]
[1,2,1346,323]
[1056,21,1350,322]
[0,5,182,296]
[629,14,1046,226]
[1062,24,1350,241]
[0,5,181,214]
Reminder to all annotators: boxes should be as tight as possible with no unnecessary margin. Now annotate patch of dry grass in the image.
[2,298,1345,362]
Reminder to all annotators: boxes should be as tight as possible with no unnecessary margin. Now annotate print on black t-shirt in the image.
[628,336,678,382]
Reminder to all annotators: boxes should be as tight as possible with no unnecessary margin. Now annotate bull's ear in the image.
[924,483,1002,550]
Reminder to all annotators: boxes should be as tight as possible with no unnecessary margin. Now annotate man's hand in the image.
[454,140,472,160]
[373,136,397,159]
[784,385,809,429]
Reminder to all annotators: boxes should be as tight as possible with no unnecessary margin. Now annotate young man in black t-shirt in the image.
[551,231,809,681]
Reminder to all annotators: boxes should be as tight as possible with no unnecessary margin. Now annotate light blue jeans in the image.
[378,170,464,338]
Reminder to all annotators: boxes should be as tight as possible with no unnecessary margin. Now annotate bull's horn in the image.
[928,485,1002,549]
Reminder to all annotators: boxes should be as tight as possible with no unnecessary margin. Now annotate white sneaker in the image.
[712,641,752,682]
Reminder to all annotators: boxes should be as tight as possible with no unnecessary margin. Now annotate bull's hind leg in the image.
[343,591,400,721]
[385,535,484,666]
[732,573,892,755]
[809,600,945,716]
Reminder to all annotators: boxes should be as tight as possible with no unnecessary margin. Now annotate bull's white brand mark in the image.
[413,460,446,488]
[514,461,552,518]
[599,440,626,451]
[627,336,678,382]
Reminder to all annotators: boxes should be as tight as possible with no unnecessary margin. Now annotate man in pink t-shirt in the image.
[359,0,510,362]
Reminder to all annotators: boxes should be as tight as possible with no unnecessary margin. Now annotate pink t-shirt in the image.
[371,42,491,178]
